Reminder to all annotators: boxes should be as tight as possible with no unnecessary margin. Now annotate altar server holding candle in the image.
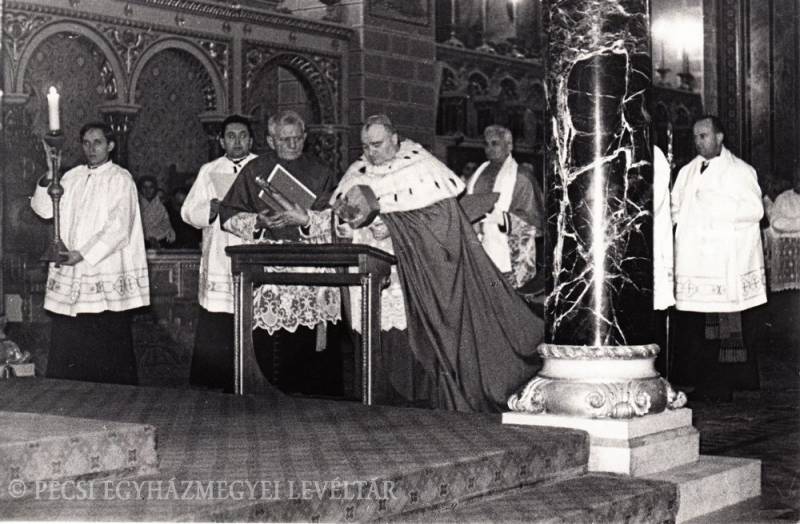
[31,121,150,385]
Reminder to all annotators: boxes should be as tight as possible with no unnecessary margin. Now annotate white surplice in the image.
[653,146,675,310]
[671,146,766,312]
[30,161,150,316]
[181,153,257,313]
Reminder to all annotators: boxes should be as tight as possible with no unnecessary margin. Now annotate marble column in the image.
[98,103,141,169]
[509,0,685,418]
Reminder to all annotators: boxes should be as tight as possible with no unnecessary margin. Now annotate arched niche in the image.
[130,39,226,110]
[13,21,125,98]
[467,71,490,96]
[244,52,337,153]
[18,24,124,168]
[128,46,217,191]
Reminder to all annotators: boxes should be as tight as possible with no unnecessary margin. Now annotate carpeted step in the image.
[393,472,679,523]
[0,411,158,501]
[0,379,590,521]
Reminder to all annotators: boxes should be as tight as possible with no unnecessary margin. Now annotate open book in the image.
[257,163,317,213]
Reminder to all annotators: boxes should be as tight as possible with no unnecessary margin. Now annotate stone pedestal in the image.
[503,408,761,522]
[504,408,698,475]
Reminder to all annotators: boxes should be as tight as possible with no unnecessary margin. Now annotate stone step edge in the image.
[641,454,761,523]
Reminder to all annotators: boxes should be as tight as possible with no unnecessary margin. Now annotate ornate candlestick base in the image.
[508,344,687,418]
[40,130,70,266]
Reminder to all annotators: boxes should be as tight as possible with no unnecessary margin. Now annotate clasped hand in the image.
[60,250,83,266]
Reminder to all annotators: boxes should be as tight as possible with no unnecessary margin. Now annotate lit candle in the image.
[511,0,518,36]
[46,86,60,132]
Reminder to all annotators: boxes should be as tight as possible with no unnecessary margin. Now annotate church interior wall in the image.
[1,0,798,385]
[0,0,352,373]
[747,0,799,194]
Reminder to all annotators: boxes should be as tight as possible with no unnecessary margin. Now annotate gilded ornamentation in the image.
[102,26,156,75]
[98,57,119,100]
[3,11,52,63]
[199,40,230,81]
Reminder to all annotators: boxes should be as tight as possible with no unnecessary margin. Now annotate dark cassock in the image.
[219,151,341,394]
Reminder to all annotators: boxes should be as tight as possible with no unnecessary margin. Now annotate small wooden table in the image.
[227,243,395,404]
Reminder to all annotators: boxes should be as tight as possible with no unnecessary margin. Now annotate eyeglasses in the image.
[274,135,303,144]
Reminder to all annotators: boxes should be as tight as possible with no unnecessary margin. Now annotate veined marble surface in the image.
[544,0,654,347]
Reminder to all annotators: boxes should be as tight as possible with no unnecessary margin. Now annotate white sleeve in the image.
[80,173,138,266]
[181,164,213,229]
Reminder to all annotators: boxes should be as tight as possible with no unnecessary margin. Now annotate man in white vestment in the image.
[670,115,767,397]
[181,115,257,392]
[31,122,150,385]
[466,125,541,290]
[138,175,175,248]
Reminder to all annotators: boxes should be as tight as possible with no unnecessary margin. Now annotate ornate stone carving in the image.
[538,343,660,360]
[306,124,345,173]
[99,103,141,168]
[508,343,686,419]
[244,43,339,124]
[102,26,157,75]
[123,0,352,39]
[436,44,543,142]
[3,11,52,64]
[199,40,230,81]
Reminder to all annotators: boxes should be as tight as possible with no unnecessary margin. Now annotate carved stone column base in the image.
[508,344,687,418]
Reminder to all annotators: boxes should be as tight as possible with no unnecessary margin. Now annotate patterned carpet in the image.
[0,378,593,521]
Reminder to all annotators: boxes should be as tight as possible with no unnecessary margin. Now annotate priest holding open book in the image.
[219,109,339,393]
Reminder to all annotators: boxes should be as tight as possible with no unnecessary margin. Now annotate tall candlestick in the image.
[46,86,60,132]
